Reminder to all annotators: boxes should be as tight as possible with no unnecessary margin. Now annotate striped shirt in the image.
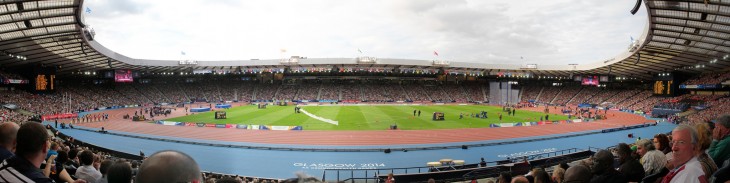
[0,156,54,183]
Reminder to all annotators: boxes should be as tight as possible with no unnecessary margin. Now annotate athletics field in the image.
[165,105,568,130]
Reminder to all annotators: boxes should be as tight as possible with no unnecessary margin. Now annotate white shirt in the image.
[667,157,707,183]
[75,165,102,183]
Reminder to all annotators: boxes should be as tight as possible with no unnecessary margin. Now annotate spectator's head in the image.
[100,159,114,176]
[136,150,201,183]
[563,165,591,183]
[653,133,670,151]
[78,150,95,166]
[511,175,529,183]
[591,150,614,175]
[552,166,565,183]
[671,124,699,168]
[108,161,133,183]
[498,172,512,183]
[531,168,550,183]
[50,141,59,150]
[694,122,712,152]
[716,114,730,138]
[280,172,320,183]
[0,122,19,152]
[616,143,632,164]
[636,139,654,156]
[93,153,102,169]
[643,148,667,174]
[559,162,570,170]
[56,150,69,164]
[15,122,50,167]
[68,148,79,161]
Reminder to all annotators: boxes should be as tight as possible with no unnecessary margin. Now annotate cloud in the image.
[84,0,647,65]
[84,0,147,19]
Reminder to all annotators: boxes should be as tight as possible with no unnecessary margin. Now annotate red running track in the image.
[70,105,653,146]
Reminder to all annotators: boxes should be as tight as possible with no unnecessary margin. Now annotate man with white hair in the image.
[637,138,667,176]
[661,125,706,183]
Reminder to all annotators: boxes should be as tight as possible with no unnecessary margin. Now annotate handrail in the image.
[322,147,590,182]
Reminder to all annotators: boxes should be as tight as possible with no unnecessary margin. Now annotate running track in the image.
[68,105,653,146]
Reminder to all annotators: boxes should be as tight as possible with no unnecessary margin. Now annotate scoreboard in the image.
[653,80,674,96]
[33,66,56,93]
[35,74,55,91]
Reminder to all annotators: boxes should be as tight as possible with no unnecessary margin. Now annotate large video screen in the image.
[599,76,609,82]
[582,76,599,86]
[115,69,133,83]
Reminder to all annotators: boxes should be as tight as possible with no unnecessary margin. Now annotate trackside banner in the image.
[268,126,303,130]
[42,113,78,121]
[156,122,304,131]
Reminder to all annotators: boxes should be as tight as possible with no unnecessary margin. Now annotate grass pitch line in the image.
[300,109,339,125]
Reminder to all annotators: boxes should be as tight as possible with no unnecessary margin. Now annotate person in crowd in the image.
[136,150,202,183]
[130,160,139,176]
[107,160,133,183]
[589,149,626,183]
[616,143,644,182]
[511,175,528,183]
[280,171,320,183]
[46,142,59,160]
[655,133,672,154]
[49,150,84,183]
[497,172,512,183]
[66,148,80,173]
[0,122,84,183]
[531,168,551,183]
[75,150,102,182]
[695,122,718,181]
[551,165,565,183]
[662,125,706,183]
[710,160,730,183]
[637,138,667,176]
[0,122,19,160]
[385,173,395,183]
[93,154,102,171]
[479,157,487,167]
[215,176,239,183]
[563,165,591,183]
[98,159,114,183]
[709,114,730,167]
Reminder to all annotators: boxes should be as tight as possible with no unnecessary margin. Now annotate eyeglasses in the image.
[670,140,687,146]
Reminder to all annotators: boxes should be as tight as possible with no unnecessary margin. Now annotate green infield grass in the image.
[165,105,568,130]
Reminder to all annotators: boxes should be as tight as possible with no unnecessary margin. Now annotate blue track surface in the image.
[52,121,677,179]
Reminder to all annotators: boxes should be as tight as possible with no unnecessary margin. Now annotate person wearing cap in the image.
[709,114,730,167]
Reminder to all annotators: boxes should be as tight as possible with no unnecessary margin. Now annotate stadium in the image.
[0,0,729,182]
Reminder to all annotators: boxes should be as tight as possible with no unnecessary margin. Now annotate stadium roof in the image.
[0,0,728,79]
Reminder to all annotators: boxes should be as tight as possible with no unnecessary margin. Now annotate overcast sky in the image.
[83,0,647,65]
